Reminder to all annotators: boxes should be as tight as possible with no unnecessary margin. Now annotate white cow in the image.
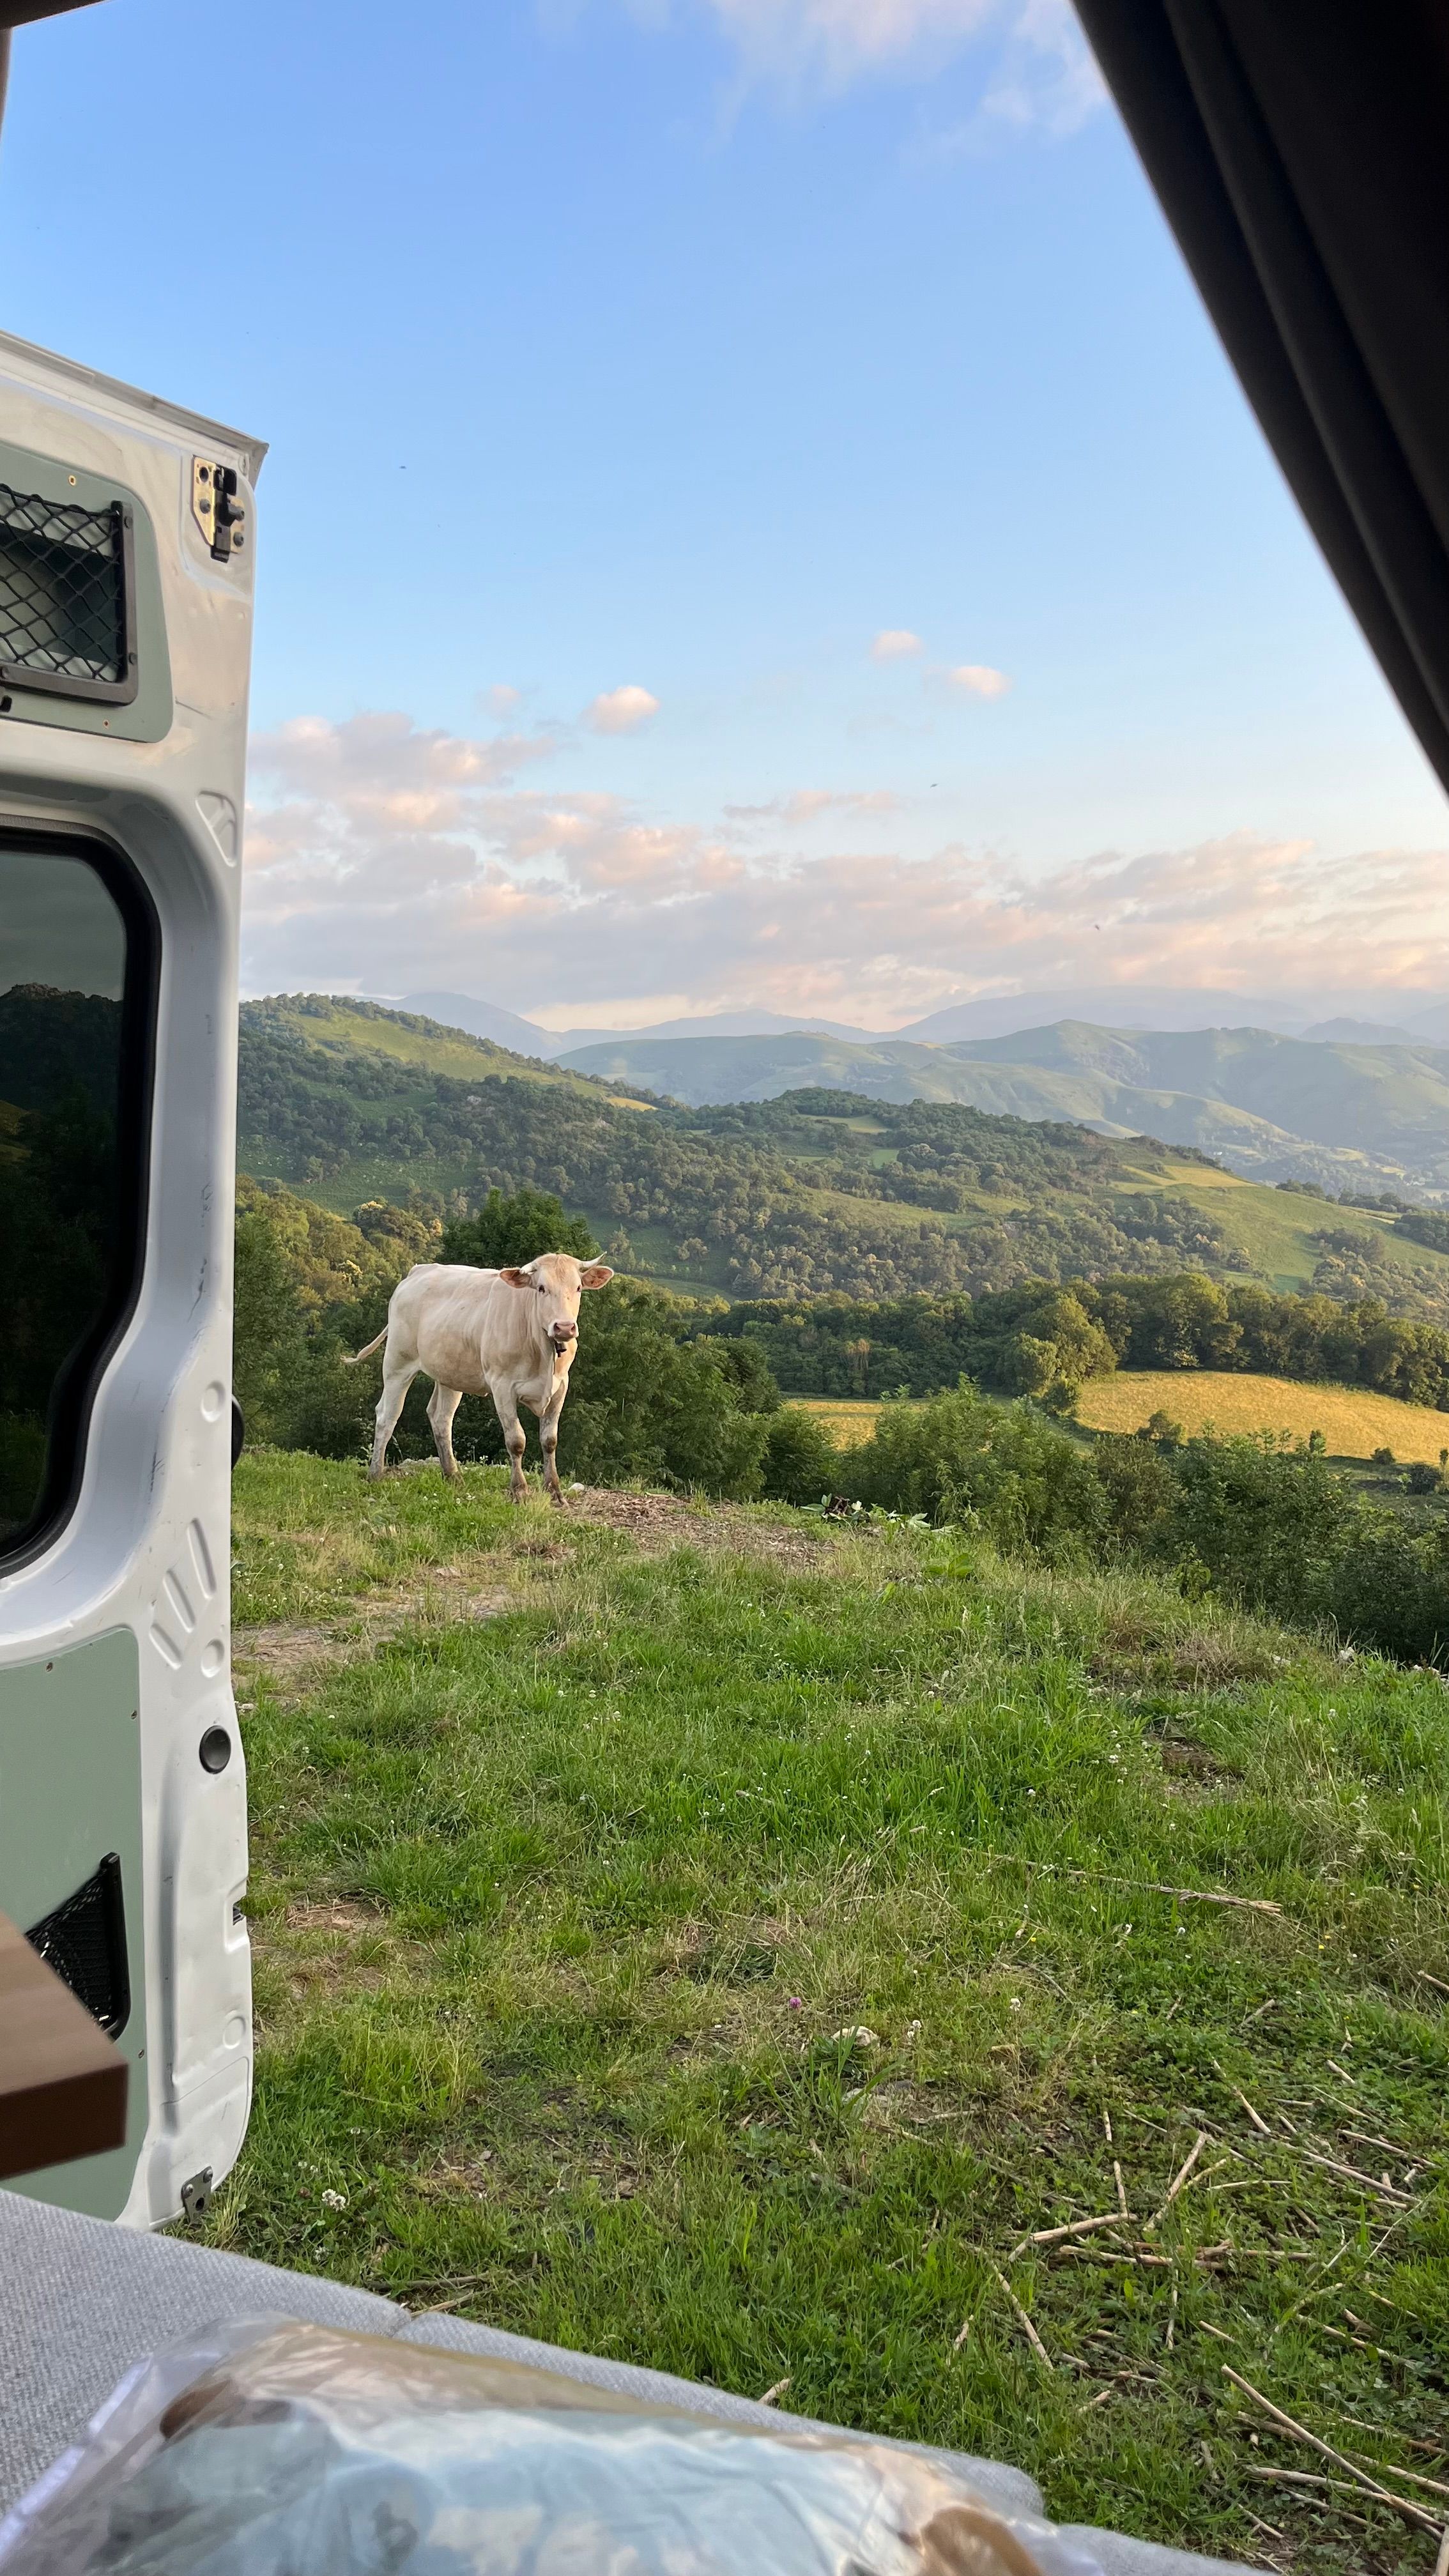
[344,1252,613,1502]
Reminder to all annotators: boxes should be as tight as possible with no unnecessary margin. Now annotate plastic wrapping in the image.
[0,2319,1103,2576]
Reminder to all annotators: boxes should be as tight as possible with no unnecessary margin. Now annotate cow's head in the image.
[498,1252,614,1354]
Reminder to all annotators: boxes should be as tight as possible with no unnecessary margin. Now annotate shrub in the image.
[1372,1446,1397,1466]
[849,1384,1105,1561]
[1162,1434,1349,1627]
[1327,1514,1449,1666]
[1406,1461,1444,1494]
[760,1407,841,1505]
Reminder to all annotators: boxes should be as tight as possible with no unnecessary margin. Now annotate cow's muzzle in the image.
[550,1323,578,1347]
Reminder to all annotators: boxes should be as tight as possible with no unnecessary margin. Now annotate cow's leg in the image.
[537,1380,568,1506]
[427,1382,464,1482]
[492,1385,530,1503]
[369,1357,416,1480]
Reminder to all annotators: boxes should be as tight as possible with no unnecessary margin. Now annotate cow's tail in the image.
[342,1325,389,1368]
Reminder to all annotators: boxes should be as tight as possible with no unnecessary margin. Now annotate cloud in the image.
[584,684,660,734]
[725,788,901,822]
[945,662,1011,698]
[673,0,1104,114]
[482,682,523,716]
[871,629,924,661]
[242,709,1449,1027]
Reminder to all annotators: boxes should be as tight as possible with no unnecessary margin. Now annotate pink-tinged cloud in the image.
[241,710,1449,1022]
[584,684,659,735]
[946,663,1011,699]
[871,629,924,661]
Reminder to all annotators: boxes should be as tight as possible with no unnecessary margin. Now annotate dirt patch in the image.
[571,1488,832,1568]
[236,1577,515,1687]
[1158,1737,1242,1786]
[283,1899,385,1933]
[861,2081,970,2132]
[1089,1618,1276,1696]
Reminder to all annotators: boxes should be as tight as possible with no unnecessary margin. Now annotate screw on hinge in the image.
[192,457,247,563]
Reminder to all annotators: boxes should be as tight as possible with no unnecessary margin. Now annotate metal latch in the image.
[192,458,247,562]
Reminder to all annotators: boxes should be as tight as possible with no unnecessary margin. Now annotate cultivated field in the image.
[1076,1370,1449,1464]
[795,1396,889,1447]
[213,1452,1449,2573]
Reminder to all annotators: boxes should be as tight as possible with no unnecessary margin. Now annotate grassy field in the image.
[1076,1372,1449,1466]
[212,1455,1449,2573]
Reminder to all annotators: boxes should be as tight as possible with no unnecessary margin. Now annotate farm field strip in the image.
[1076,1370,1449,1464]
[215,1452,1449,2574]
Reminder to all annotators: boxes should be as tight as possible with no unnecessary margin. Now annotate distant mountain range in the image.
[391,984,1449,1056]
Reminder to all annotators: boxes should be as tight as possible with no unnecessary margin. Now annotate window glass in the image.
[0,843,146,1557]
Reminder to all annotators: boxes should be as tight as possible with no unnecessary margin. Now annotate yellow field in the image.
[795,1397,885,1448]
[1076,1369,1449,1463]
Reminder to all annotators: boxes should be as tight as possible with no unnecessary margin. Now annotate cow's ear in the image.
[498,1266,530,1287]
[579,1264,615,1289]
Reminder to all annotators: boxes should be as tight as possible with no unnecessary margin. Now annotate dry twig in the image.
[992,2265,1053,2372]
[980,1855,1281,1915]
[1011,2211,1131,2258]
[1221,2368,1442,2534]
[1213,2063,1271,2136]
[1145,2132,1208,2233]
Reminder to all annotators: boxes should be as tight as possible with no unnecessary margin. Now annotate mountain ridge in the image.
[556,1018,1449,1199]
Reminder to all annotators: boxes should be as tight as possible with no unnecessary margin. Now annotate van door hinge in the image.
[192,458,246,562]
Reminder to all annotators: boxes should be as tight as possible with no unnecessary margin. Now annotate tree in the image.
[442,1186,597,1269]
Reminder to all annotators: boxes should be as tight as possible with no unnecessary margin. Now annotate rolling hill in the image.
[558,1018,1449,1199]
[234,995,1449,1313]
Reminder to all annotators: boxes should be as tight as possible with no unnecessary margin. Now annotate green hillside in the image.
[562,1017,1449,1199]
[236,997,1449,1314]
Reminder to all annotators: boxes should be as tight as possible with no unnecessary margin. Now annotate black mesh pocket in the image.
[26,1851,131,2039]
[0,482,137,704]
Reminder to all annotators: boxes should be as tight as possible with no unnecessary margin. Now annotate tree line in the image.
[703,1273,1449,1411]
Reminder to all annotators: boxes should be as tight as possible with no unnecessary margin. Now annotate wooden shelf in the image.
[0,1909,128,2181]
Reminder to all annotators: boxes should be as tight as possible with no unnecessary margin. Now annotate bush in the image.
[760,1407,841,1505]
[1327,1514,1449,1665]
[693,1335,781,1414]
[1372,1446,1397,1466]
[1406,1460,1444,1494]
[848,1385,1105,1561]
[1161,1434,1349,1627]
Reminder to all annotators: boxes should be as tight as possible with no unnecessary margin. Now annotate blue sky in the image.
[4,0,1446,1025]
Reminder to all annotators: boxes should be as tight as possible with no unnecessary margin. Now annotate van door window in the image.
[0,836,155,1563]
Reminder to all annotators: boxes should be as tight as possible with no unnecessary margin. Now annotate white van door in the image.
[0,332,264,2225]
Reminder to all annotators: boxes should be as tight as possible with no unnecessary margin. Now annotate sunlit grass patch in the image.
[215,1453,1449,2572]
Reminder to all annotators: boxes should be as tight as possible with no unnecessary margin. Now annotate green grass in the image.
[211,1453,1449,2570]
[1131,1161,1449,1296]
